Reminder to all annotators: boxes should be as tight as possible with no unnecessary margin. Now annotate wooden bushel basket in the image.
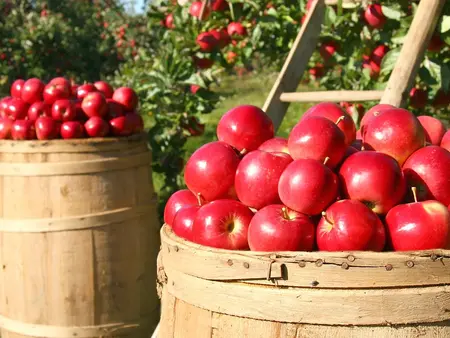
[0,134,160,338]
[158,225,450,338]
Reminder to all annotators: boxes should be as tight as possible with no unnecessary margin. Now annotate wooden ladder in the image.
[263,0,446,130]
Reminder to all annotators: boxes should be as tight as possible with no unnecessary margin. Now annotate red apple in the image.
[109,115,133,136]
[49,77,71,88]
[11,120,36,140]
[403,146,450,206]
[363,107,426,166]
[81,92,107,118]
[417,115,446,145]
[248,204,315,251]
[112,87,138,111]
[211,0,228,11]
[370,44,389,65]
[52,99,77,122]
[360,103,395,135]
[28,101,51,121]
[84,116,110,138]
[363,4,386,29]
[217,105,274,153]
[427,33,445,53]
[21,78,45,104]
[125,112,144,134]
[172,205,201,242]
[5,97,29,120]
[43,83,71,105]
[409,87,427,109]
[339,151,406,214]
[386,189,450,251]
[302,102,356,146]
[319,40,338,61]
[164,189,200,226]
[288,116,346,169]
[35,116,59,140]
[106,99,125,119]
[278,159,339,215]
[60,121,84,139]
[165,13,175,29]
[0,97,12,118]
[76,83,97,100]
[258,137,289,154]
[317,199,386,251]
[94,81,114,99]
[193,56,214,69]
[309,63,325,78]
[189,1,210,19]
[362,59,381,79]
[10,79,25,98]
[196,32,219,52]
[441,131,450,152]
[339,145,359,165]
[184,141,240,202]
[0,117,13,139]
[235,150,293,209]
[192,199,253,250]
[227,22,247,37]
[432,89,450,108]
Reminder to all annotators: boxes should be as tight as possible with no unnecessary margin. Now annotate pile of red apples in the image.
[165,103,450,252]
[0,77,143,140]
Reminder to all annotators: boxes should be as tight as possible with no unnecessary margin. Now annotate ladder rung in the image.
[280,90,384,103]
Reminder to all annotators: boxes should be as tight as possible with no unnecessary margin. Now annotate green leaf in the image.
[423,59,442,88]
[381,6,402,20]
[440,15,450,33]
[380,48,401,75]
[441,64,450,92]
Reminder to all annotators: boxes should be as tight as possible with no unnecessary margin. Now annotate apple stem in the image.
[321,211,333,224]
[361,145,365,151]
[323,157,330,165]
[281,207,289,220]
[196,193,204,206]
[335,116,345,125]
[411,187,418,203]
[239,148,248,156]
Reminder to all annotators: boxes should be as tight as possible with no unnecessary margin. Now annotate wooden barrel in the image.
[158,225,450,338]
[0,134,160,338]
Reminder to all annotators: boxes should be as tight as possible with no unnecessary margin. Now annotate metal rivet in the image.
[347,255,355,262]
[269,254,277,260]
[298,261,306,268]
[311,280,319,287]
[406,261,414,268]
[174,246,179,252]
[243,262,250,269]
[385,264,393,271]
[431,254,438,261]
[341,262,349,270]
[315,259,324,267]
[227,259,233,266]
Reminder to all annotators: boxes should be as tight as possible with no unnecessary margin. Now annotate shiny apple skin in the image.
[235,150,293,209]
[216,105,274,152]
[164,189,199,226]
[417,115,446,145]
[339,151,406,214]
[302,102,356,146]
[360,103,394,135]
[278,159,338,215]
[192,199,253,250]
[441,130,450,152]
[317,199,386,251]
[172,205,201,242]
[248,204,315,251]
[386,200,450,251]
[184,141,240,202]
[288,116,346,169]
[363,107,426,166]
[258,137,289,154]
[403,146,450,206]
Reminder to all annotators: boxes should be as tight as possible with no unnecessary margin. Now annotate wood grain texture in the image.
[263,0,326,130]
[380,0,445,107]
[158,225,450,337]
[0,135,160,338]
[280,90,384,103]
